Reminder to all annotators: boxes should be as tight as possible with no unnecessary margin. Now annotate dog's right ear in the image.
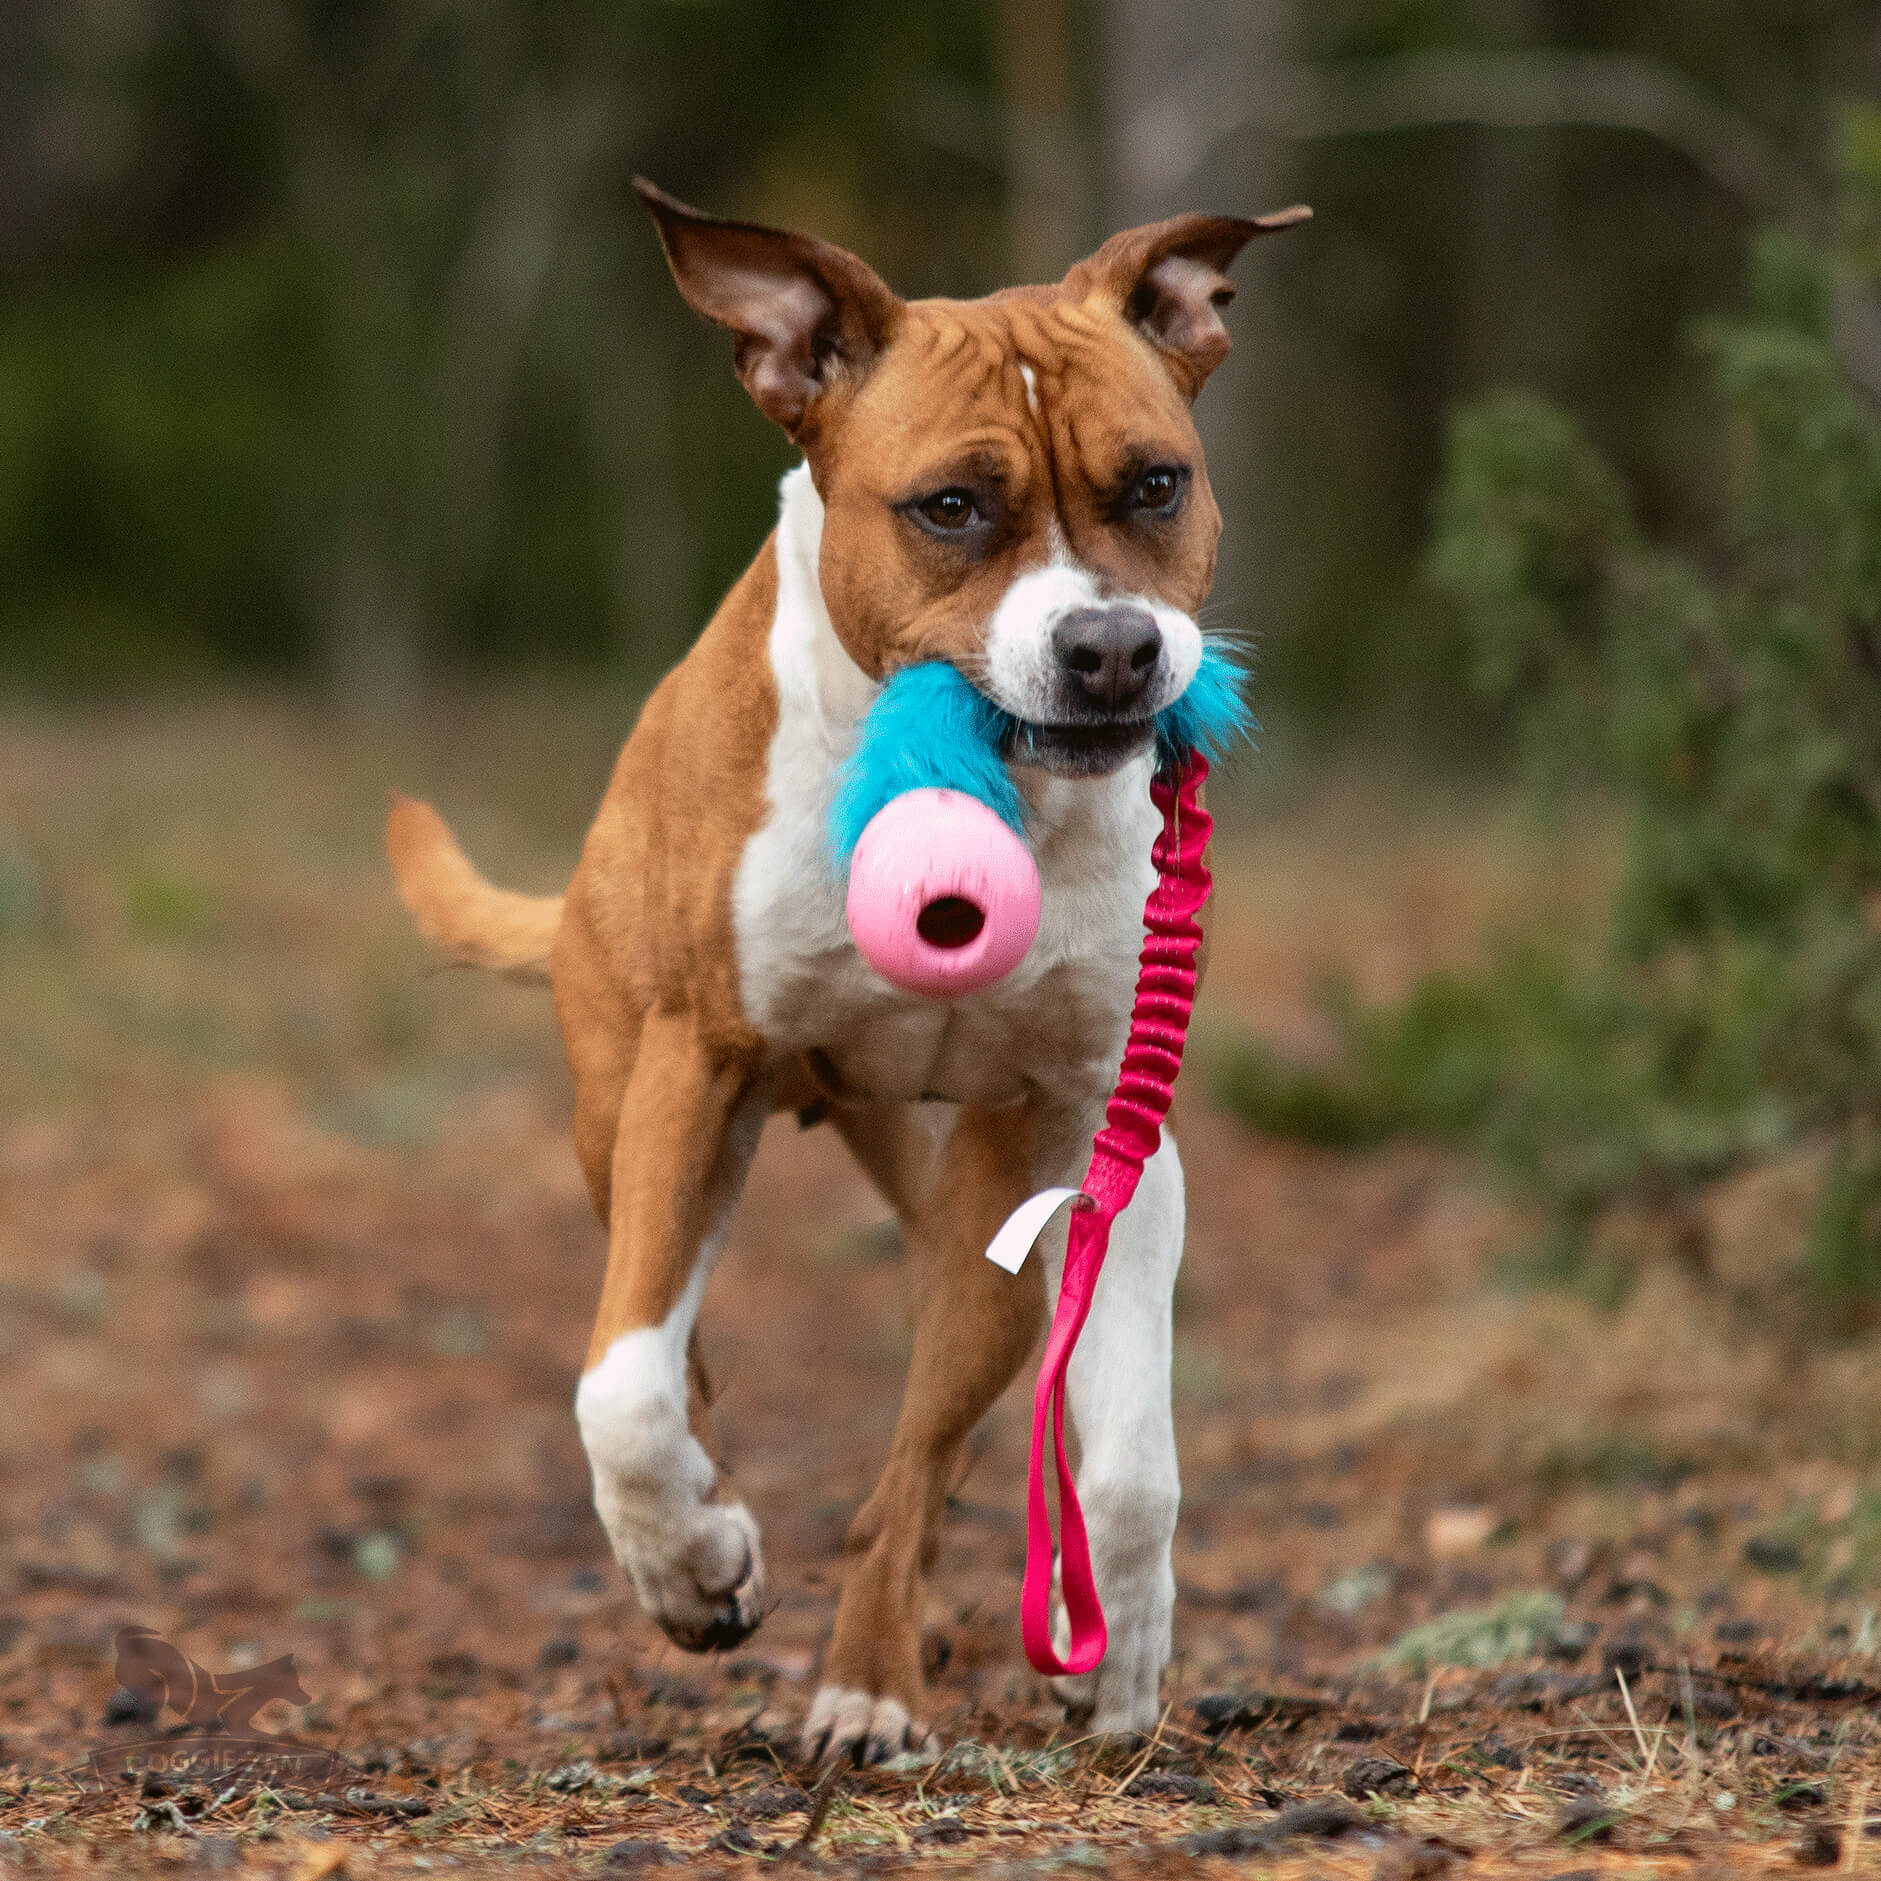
[636,179,901,437]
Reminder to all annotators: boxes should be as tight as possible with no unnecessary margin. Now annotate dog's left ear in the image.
[636,178,902,437]
[1066,206,1310,399]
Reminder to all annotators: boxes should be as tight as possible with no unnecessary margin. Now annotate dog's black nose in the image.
[1051,606,1162,712]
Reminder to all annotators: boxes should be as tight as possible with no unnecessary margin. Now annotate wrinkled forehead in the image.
[833,292,1198,493]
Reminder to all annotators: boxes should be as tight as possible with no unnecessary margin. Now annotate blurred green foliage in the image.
[1211,971,1508,1150]
[0,0,1013,699]
[0,1,1871,726]
[0,235,319,686]
[1219,113,1881,1318]
[1381,1590,1569,1673]
[1805,1138,1881,1325]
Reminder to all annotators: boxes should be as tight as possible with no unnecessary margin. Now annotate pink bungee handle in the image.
[1020,753,1212,1679]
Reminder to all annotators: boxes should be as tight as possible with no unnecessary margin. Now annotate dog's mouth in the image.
[1002,717,1156,779]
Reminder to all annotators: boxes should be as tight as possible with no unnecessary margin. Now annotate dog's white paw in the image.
[1049,1660,1158,1737]
[800,1684,935,1768]
[614,1495,767,1653]
[577,1345,768,1653]
[1046,1560,1168,1736]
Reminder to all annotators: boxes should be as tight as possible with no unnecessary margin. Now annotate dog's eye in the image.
[1131,466,1186,513]
[917,488,980,531]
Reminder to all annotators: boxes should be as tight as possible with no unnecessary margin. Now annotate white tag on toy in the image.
[984,1187,1084,1274]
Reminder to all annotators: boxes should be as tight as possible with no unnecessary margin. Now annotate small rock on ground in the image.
[1123,1772,1210,1801]
[1794,1824,1842,1866]
[102,1685,158,1726]
[1182,1801,1369,1857]
[1557,1798,1618,1844]
[740,1784,810,1819]
[911,1817,971,1847]
[604,1839,681,1869]
[1344,1756,1415,1798]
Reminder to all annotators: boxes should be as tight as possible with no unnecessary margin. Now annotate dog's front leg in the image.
[803,1103,1045,1766]
[1044,1132,1185,1737]
[574,1009,769,1653]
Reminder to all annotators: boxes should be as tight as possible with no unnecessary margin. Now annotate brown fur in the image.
[387,183,1306,1760]
[817,1103,1045,1738]
[813,292,1222,684]
[385,796,561,983]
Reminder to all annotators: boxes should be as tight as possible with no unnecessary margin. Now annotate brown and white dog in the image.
[387,181,1306,1766]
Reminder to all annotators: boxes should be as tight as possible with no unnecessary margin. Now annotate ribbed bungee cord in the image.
[1020,752,1212,1678]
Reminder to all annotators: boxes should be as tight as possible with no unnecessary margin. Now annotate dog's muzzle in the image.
[1051,605,1163,714]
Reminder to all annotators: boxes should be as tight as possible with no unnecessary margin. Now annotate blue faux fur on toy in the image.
[828,642,1253,866]
[829,662,1028,865]
[1151,641,1257,772]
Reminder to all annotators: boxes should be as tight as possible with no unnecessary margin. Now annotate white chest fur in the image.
[731,466,1158,1111]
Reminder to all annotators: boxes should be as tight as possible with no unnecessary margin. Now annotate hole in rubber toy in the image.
[843,787,1041,997]
[915,896,985,949]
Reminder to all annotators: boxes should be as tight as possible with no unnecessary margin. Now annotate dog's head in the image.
[639,181,1307,777]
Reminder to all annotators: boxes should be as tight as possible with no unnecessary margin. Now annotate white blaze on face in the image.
[981,534,1203,725]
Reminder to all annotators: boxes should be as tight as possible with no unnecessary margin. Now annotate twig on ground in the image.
[1614,1666,1656,1782]
[1110,1702,1173,1796]
[786,1760,847,1859]
[1841,1779,1869,1873]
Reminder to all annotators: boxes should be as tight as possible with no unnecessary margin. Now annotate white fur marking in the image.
[1019,361,1040,415]
[1037,1133,1185,1734]
[802,1684,931,1763]
[575,1090,768,1645]
[981,542,1203,726]
[732,466,1159,1113]
[984,557,1103,717]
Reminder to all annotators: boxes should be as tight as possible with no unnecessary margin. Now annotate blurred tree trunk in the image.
[1101,0,1302,676]
[994,0,1090,281]
[206,1,622,714]
[325,537,423,714]
[0,0,43,270]
[1461,0,1562,393]
[574,267,699,685]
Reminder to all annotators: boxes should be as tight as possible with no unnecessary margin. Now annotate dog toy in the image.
[830,648,1249,998]
[831,663,1038,996]
[844,789,1042,996]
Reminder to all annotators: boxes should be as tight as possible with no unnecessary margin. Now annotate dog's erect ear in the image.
[1065,206,1310,399]
[636,178,902,436]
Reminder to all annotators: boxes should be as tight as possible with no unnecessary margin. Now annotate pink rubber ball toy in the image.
[844,788,1043,997]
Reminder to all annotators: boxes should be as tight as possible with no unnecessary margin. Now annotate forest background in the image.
[9,14,1881,1866]
[7,0,1881,1298]
[1,0,1866,730]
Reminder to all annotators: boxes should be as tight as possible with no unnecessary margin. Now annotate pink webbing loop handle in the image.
[1020,753,1213,1677]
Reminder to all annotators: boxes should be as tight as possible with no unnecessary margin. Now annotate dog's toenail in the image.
[697,1604,757,1652]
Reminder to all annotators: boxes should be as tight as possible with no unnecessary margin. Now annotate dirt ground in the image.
[5,694,1881,1877]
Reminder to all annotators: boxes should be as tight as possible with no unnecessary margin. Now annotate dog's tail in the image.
[385,793,562,985]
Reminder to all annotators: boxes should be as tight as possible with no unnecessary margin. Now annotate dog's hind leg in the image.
[803,1103,1045,1766]
[1043,1132,1185,1737]
[573,1007,770,1653]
